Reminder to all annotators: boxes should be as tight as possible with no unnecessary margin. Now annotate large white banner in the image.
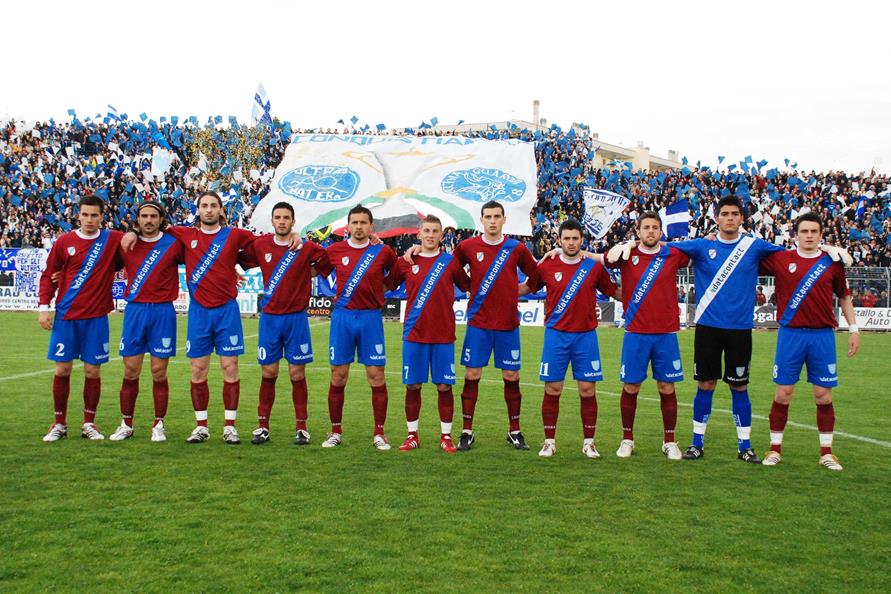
[251,134,537,237]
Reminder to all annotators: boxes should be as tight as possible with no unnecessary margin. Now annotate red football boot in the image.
[399,433,420,451]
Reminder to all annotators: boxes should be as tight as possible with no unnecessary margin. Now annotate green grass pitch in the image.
[1,311,889,592]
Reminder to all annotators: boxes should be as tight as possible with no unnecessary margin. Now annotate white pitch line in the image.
[0,320,331,383]
[299,367,891,449]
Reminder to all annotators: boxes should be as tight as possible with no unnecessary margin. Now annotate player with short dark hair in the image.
[521,218,617,458]
[604,211,689,460]
[407,200,539,451]
[667,197,784,462]
[110,200,184,442]
[759,212,859,471]
[121,191,301,444]
[387,214,470,453]
[238,202,328,445]
[38,195,123,442]
[315,205,397,450]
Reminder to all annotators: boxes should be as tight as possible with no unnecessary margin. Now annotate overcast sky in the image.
[3,0,889,173]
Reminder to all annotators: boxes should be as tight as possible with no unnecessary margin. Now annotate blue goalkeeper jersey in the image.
[671,236,784,330]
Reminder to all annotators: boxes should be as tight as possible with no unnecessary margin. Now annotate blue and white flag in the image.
[252,83,273,127]
[107,105,120,121]
[581,187,629,239]
[854,196,869,219]
[659,199,691,239]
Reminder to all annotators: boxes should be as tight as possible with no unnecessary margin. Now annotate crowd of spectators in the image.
[3,114,890,274]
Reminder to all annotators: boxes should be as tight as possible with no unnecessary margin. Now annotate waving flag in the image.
[855,196,870,219]
[659,199,691,239]
[581,188,629,239]
[251,83,273,127]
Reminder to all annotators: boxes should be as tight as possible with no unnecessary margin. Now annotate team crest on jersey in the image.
[555,272,563,282]
[411,265,419,275]
[342,256,350,266]
[673,359,681,370]
[788,263,797,273]
[300,343,309,354]
[162,337,171,348]
[229,335,239,346]
[631,255,639,265]
[190,240,198,249]
[828,363,836,374]
[375,344,383,354]
[736,366,746,377]
[592,361,601,371]
[708,249,717,259]
[265,253,272,263]
[510,350,520,359]
[476,252,484,262]
[450,363,455,373]
[67,246,76,256]
[102,343,109,353]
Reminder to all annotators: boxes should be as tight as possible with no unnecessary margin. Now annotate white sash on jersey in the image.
[694,236,755,324]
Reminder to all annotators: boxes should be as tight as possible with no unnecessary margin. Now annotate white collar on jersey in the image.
[638,243,661,255]
[200,225,221,235]
[796,248,822,259]
[418,249,441,258]
[347,238,370,249]
[75,229,100,240]
[139,232,164,243]
[717,233,741,244]
[273,235,290,246]
[559,254,582,264]
[481,234,505,246]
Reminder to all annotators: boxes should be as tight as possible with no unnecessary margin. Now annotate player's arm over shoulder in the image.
[234,227,259,247]
[516,242,537,276]
[525,260,545,293]
[313,245,334,277]
[384,259,405,290]
[163,225,191,242]
[667,238,702,256]
[452,259,471,293]
[756,237,785,256]
[237,238,260,269]
[596,264,618,298]
[758,250,782,276]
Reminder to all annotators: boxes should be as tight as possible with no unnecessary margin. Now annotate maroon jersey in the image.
[166,225,256,308]
[39,229,123,320]
[387,251,471,343]
[605,246,689,334]
[240,236,328,314]
[318,240,396,310]
[454,235,538,331]
[761,250,849,329]
[120,232,185,303]
[527,256,617,332]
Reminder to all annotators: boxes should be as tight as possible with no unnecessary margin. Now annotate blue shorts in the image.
[460,325,521,370]
[402,341,456,385]
[48,315,110,365]
[774,327,838,388]
[620,332,684,384]
[258,311,313,366]
[119,302,177,358]
[329,308,386,366]
[539,328,603,382]
[186,299,244,358]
